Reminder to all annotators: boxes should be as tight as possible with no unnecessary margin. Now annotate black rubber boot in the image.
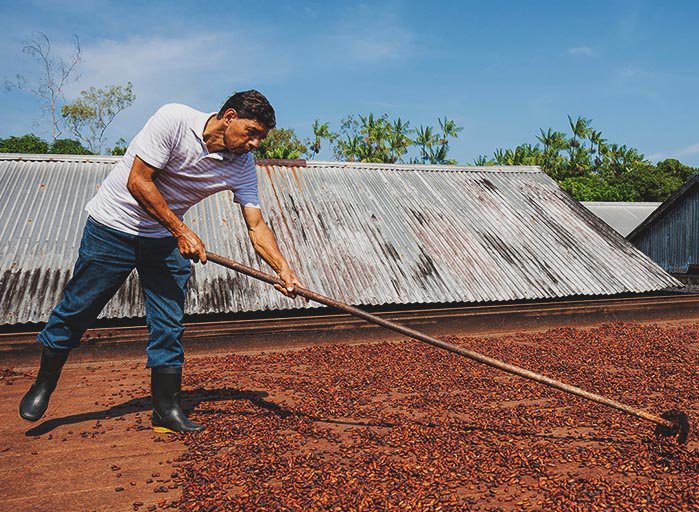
[19,347,70,421]
[151,367,205,433]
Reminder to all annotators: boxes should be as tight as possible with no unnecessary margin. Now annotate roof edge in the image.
[582,201,662,207]
[0,152,120,163]
[0,153,543,173]
[306,161,543,172]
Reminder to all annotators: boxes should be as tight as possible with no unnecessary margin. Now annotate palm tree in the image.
[415,125,436,164]
[438,116,463,141]
[588,129,606,170]
[389,117,413,163]
[567,115,591,149]
[537,127,555,152]
[358,113,393,162]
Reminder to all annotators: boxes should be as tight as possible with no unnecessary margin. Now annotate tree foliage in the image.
[110,137,128,156]
[305,120,337,159]
[413,117,463,165]
[254,128,307,159]
[0,133,91,154]
[61,82,135,154]
[0,134,50,153]
[332,114,404,163]
[308,114,461,164]
[49,138,92,155]
[477,116,698,201]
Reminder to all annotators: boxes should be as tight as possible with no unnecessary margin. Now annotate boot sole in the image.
[152,426,176,434]
[18,409,41,422]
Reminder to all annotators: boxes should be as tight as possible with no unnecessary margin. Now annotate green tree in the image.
[314,113,461,164]
[413,117,462,165]
[588,129,606,168]
[110,137,128,156]
[565,116,592,177]
[254,128,307,159]
[61,82,135,154]
[0,134,50,153]
[388,117,413,163]
[492,144,543,166]
[333,114,395,163]
[49,138,92,155]
[655,158,696,184]
[481,115,697,202]
[616,162,683,201]
[472,155,494,166]
[535,128,568,178]
[560,176,637,201]
[305,120,337,159]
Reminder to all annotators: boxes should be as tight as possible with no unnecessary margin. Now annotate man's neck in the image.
[202,115,225,153]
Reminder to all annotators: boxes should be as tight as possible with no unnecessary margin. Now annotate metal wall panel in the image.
[632,187,698,273]
[0,154,680,325]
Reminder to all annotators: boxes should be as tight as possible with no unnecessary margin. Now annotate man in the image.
[19,90,300,433]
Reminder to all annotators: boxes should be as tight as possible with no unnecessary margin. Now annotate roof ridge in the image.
[304,161,542,172]
[0,153,120,163]
[0,153,543,173]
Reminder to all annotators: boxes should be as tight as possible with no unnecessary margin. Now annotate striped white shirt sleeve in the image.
[231,153,261,208]
[132,105,179,169]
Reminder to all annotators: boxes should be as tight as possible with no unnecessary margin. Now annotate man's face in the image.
[222,110,270,155]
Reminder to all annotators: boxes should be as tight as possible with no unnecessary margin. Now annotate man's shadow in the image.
[24,387,396,437]
[25,388,636,445]
[25,387,278,436]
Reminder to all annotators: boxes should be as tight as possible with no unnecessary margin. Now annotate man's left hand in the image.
[274,267,302,299]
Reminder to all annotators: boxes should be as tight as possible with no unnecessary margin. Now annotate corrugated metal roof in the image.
[582,202,660,237]
[0,153,680,325]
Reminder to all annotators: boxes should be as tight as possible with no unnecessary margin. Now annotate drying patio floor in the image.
[1,321,697,511]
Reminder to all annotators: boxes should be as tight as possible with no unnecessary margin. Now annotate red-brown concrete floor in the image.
[1,319,697,511]
[1,359,185,511]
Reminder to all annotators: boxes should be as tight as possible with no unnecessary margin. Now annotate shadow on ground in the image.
[24,388,268,436]
[24,386,637,445]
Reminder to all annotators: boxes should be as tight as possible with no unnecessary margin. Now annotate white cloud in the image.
[65,32,290,100]
[330,5,415,62]
[58,32,294,142]
[567,46,595,57]
[678,143,699,156]
[647,143,699,162]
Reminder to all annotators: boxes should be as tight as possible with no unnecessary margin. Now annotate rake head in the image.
[654,410,690,444]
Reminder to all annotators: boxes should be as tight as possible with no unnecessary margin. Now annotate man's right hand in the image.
[175,224,207,263]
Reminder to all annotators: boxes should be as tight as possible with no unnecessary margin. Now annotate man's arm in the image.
[126,156,207,263]
[241,205,301,297]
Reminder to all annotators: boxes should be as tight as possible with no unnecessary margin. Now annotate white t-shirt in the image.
[85,103,260,238]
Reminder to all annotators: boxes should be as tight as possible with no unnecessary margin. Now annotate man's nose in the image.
[249,138,260,149]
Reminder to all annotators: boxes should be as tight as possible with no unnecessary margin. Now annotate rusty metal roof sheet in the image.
[0,154,680,325]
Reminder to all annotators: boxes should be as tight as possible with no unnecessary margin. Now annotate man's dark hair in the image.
[218,90,276,129]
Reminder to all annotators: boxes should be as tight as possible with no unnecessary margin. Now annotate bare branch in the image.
[7,32,83,141]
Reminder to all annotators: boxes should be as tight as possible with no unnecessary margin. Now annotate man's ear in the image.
[224,108,238,124]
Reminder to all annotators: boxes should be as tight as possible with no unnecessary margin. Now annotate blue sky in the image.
[1,0,698,164]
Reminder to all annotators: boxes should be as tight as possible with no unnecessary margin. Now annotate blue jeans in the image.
[38,217,192,368]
